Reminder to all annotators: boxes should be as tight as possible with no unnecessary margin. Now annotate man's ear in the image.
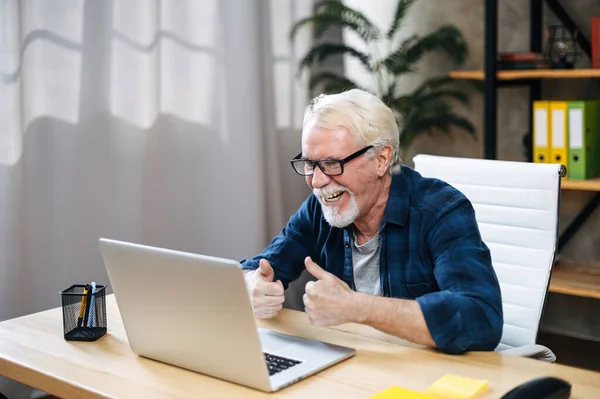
[376,146,393,176]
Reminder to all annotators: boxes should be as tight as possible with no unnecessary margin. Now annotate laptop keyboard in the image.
[264,353,302,376]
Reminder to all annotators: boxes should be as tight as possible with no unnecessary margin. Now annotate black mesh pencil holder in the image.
[60,284,107,341]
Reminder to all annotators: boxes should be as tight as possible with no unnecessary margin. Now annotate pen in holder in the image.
[60,283,107,341]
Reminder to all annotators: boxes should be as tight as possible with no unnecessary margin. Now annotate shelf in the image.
[550,263,600,299]
[449,69,600,81]
[561,178,600,191]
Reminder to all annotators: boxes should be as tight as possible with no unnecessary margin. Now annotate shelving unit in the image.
[561,178,600,191]
[550,263,600,299]
[468,0,595,162]
[450,69,600,80]
[450,0,600,300]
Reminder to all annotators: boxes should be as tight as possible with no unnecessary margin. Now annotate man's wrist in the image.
[350,292,373,324]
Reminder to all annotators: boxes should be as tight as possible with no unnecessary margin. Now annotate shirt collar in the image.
[382,169,409,227]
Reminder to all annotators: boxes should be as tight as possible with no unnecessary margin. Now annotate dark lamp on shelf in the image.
[545,25,582,69]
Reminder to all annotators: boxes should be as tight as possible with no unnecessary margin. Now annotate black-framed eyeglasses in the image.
[290,146,373,176]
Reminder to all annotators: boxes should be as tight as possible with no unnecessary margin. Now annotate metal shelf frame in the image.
[483,0,599,248]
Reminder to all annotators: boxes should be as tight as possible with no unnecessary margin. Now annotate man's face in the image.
[301,123,382,228]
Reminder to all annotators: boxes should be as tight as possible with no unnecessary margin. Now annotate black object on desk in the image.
[60,284,108,341]
[500,376,571,399]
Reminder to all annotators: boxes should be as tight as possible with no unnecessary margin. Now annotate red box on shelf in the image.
[593,17,600,69]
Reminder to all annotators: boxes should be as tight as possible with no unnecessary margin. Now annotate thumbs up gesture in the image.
[244,259,285,319]
[302,257,356,326]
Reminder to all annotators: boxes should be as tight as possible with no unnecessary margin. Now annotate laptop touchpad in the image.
[258,329,302,351]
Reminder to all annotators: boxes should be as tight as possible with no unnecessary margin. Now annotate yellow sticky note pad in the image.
[369,386,438,399]
[426,374,489,399]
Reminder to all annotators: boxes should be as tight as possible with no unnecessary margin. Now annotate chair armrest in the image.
[499,344,556,362]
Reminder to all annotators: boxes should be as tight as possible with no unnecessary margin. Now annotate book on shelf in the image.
[532,99,600,181]
[498,51,541,62]
[593,17,600,69]
[498,61,551,70]
[497,52,549,70]
[567,100,600,180]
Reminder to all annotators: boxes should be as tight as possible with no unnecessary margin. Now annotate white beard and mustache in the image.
[313,184,359,228]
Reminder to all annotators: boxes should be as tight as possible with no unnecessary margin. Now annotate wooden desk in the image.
[0,296,599,399]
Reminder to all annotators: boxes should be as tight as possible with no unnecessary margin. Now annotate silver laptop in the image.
[98,238,355,392]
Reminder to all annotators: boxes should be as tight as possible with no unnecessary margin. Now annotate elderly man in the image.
[241,89,503,354]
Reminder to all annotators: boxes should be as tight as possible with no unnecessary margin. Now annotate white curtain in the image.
[0,0,316,319]
[0,0,312,397]
[0,1,313,394]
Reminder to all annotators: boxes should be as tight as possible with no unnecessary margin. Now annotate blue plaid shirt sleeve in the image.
[416,197,504,354]
[240,196,319,287]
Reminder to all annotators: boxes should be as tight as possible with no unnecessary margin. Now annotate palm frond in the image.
[309,72,363,93]
[290,1,380,43]
[413,76,453,96]
[289,1,473,153]
[415,89,470,106]
[322,81,358,94]
[381,82,398,105]
[412,113,474,135]
[314,1,380,41]
[414,76,476,106]
[381,33,422,75]
[409,100,453,122]
[386,0,416,39]
[399,99,474,146]
[403,25,468,66]
[389,95,412,116]
[299,43,373,72]
[468,79,485,92]
[381,35,419,75]
[445,114,475,135]
[290,15,348,42]
[400,109,475,148]
[384,26,467,76]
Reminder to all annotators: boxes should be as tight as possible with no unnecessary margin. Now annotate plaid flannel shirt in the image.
[241,166,503,354]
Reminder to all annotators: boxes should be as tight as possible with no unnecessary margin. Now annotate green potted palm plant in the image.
[290,0,476,152]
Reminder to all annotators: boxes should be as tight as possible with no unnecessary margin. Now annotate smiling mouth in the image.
[324,191,344,203]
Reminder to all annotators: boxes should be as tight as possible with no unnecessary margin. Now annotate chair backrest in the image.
[412,154,564,350]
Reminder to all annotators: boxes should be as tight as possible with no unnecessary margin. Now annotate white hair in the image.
[302,89,402,175]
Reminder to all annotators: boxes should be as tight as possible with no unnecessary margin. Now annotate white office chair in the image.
[413,154,565,362]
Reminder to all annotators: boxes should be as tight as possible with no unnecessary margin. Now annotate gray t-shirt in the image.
[351,232,382,296]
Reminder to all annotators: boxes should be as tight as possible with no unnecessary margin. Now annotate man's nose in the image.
[311,166,331,188]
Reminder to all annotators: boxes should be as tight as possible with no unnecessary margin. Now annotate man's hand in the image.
[302,257,357,326]
[244,259,285,319]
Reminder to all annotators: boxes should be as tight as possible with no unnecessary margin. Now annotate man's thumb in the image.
[258,259,275,281]
[305,257,328,280]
